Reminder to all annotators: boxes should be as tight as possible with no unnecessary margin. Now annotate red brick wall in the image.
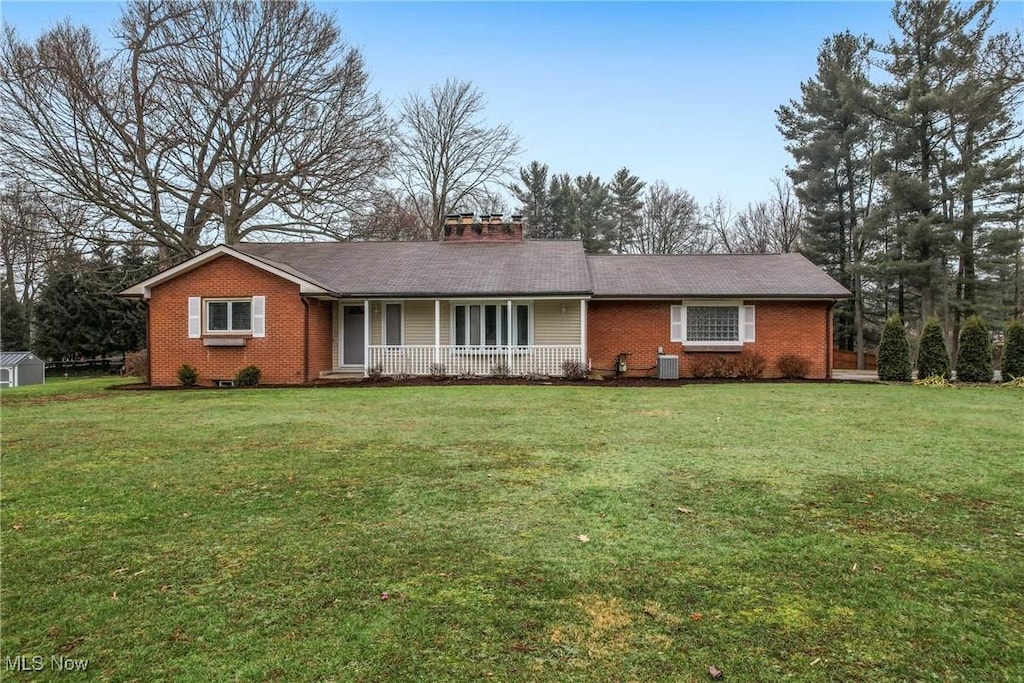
[148,255,334,386]
[587,300,833,379]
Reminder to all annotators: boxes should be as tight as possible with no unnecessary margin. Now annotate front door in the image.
[342,305,365,366]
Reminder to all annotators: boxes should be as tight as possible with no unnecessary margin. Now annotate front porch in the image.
[325,297,588,378]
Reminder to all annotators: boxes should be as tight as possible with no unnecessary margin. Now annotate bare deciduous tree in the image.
[629,181,711,254]
[1,0,392,260]
[393,78,520,241]
[720,179,803,253]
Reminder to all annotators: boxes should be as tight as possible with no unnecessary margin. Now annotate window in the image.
[671,303,755,344]
[384,303,402,345]
[206,299,252,333]
[453,303,531,346]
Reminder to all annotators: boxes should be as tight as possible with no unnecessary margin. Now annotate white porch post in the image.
[580,299,588,368]
[363,300,370,377]
[434,299,441,365]
[506,299,513,371]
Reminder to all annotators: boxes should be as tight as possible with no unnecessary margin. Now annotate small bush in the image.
[916,316,950,381]
[124,350,148,381]
[956,315,993,383]
[776,354,811,379]
[878,314,912,382]
[490,361,511,378]
[689,355,735,379]
[732,352,766,379]
[428,363,448,379]
[561,360,588,381]
[235,365,261,387]
[177,364,198,387]
[1002,319,1024,380]
[366,364,385,382]
[522,372,548,382]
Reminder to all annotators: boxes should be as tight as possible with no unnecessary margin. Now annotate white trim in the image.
[204,298,254,334]
[450,300,533,347]
[252,296,266,338]
[673,300,754,345]
[363,300,370,377]
[742,305,756,343]
[434,300,441,365]
[580,299,588,364]
[188,297,202,338]
[119,245,331,299]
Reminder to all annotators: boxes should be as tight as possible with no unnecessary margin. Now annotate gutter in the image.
[301,296,311,383]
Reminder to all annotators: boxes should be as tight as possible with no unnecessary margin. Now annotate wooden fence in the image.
[833,348,877,370]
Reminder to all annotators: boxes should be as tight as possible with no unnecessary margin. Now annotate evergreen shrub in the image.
[878,314,912,381]
[956,315,992,383]
[177,364,198,387]
[235,365,262,387]
[916,316,950,380]
[1002,319,1024,380]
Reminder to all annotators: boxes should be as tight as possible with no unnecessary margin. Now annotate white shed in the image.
[0,352,45,388]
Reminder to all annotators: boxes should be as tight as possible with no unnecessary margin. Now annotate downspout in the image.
[826,301,835,380]
[145,300,152,385]
[301,296,311,383]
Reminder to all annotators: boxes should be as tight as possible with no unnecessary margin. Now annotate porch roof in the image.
[586,253,852,299]
[234,241,592,298]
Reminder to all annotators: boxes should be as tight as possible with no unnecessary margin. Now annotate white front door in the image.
[342,306,365,366]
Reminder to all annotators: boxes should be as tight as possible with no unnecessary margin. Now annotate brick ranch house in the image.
[120,215,851,386]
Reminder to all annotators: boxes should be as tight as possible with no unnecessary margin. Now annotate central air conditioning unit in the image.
[657,355,679,380]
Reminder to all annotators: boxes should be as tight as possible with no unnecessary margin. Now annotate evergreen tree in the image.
[777,31,878,364]
[0,282,30,350]
[511,161,552,238]
[1002,318,1024,380]
[916,316,951,380]
[609,167,645,253]
[956,314,993,382]
[878,314,912,381]
[573,174,615,253]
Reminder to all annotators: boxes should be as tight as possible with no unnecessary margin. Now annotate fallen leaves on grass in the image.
[709,665,723,679]
[575,534,590,543]
[677,507,694,514]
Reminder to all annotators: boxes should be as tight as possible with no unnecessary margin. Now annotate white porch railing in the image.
[367,345,583,377]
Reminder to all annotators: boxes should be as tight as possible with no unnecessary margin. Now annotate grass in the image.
[2,378,1022,681]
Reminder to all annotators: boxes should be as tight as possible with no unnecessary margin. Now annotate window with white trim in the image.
[670,303,755,344]
[383,303,403,345]
[206,299,252,333]
[452,303,531,346]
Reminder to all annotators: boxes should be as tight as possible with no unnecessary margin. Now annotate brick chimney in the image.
[442,213,524,242]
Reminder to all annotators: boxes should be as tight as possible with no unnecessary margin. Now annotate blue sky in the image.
[3,1,1022,209]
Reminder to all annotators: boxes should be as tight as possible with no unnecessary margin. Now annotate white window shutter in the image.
[670,305,683,342]
[188,297,201,338]
[742,305,756,342]
[252,296,266,338]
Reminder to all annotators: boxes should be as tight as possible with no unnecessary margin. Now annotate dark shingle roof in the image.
[586,253,851,298]
[233,241,592,297]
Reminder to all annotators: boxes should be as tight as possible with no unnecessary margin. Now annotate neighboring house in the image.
[0,352,45,388]
[119,215,850,385]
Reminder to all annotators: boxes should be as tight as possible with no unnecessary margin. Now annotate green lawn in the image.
[2,378,1022,681]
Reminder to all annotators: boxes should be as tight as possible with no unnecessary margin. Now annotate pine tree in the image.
[511,161,551,238]
[777,31,877,364]
[0,283,30,350]
[916,316,951,380]
[878,314,912,381]
[1000,318,1024,380]
[609,167,644,253]
[956,314,993,382]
